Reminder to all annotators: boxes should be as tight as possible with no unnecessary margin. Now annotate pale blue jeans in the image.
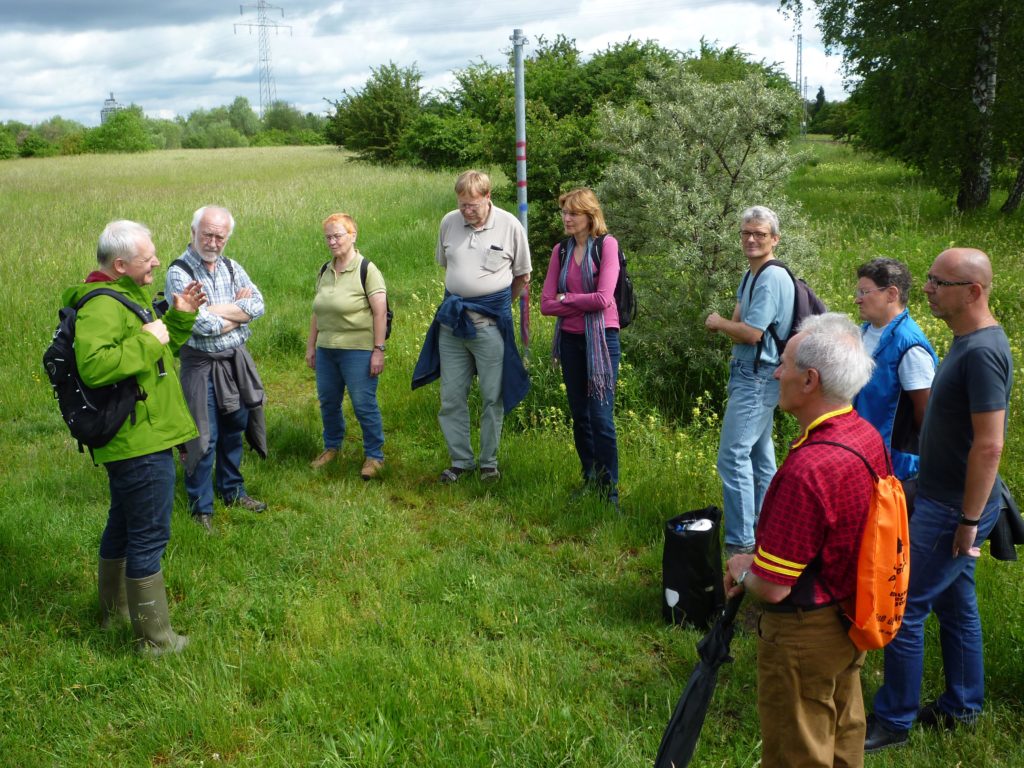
[717,358,779,550]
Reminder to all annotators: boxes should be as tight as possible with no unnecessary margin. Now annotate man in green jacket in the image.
[63,219,205,655]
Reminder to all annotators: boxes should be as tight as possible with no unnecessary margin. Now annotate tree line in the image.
[0,97,328,160]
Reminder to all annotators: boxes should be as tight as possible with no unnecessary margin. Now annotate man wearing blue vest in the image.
[705,206,795,556]
[852,258,937,480]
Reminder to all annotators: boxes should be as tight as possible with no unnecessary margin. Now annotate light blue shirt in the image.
[732,263,795,365]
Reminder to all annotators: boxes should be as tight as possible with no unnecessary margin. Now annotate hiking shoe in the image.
[439,466,470,484]
[864,714,909,753]
[227,494,267,513]
[191,513,213,534]
[480,467,501,482]
[360,458,383,481]
[918,701,976,731]
[310,449,339,469]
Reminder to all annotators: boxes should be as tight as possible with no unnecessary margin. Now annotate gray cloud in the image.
[1,1,845,127]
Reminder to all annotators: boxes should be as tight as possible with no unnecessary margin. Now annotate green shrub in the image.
[599,67,813,417]
[0,130,17,160]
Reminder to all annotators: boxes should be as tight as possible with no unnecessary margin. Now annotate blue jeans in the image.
[559,329,620,501]
[438,323,504,470]
[872,493,1000,731]
[315,347,384,460]
[186,374,248,514]
[717,358,779,550]
[100,449,175,578]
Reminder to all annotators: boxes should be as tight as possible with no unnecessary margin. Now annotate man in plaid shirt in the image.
[725,312,887,768]
[166,205,267,533]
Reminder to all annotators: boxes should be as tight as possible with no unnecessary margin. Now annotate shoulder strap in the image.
[803,439,893,480]
[745,259,788,302]
[360,258,369,295]
[173,256,235,286]
[592,234,606,268]
[76,288,152,323]
[169,258,196,281]
[746,260,796,356]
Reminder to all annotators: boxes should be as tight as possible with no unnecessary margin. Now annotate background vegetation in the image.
[1,141,1021,767]
[0,97,328,161]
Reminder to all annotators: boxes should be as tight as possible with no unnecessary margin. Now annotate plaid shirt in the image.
[166,246,265,353]
[753,408,888,607]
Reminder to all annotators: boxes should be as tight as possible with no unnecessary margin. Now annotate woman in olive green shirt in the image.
[306,213,388,480]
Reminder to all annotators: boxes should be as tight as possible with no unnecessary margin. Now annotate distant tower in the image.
[100,92,123,124]
[235,1,292,118]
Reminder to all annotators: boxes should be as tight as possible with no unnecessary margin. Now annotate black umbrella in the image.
[654,592,745,768]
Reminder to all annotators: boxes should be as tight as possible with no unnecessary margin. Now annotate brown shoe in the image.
[310,449,338,469]
[360,457,383,480]
[226,494,267,513]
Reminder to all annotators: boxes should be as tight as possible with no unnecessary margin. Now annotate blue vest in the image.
[852,310,938,480]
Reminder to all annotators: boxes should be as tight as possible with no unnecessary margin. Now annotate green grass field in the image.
[0,142,1021,767]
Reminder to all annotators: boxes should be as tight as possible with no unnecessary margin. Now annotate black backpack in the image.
[557,234,637,328]
[740,259,827,369]
[43,288,153,454]
[317,258,393,339]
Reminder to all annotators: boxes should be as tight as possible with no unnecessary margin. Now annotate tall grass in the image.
[0,143,1021,767]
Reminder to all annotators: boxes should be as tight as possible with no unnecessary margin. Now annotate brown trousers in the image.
[757,605,867,768]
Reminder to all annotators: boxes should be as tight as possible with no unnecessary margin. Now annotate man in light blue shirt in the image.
[705,206,795,555]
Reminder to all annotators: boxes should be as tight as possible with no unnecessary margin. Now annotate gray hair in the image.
[741,205,780,236]
[793,312,875,404]
[190,205,235,236]
[96,220,151,267]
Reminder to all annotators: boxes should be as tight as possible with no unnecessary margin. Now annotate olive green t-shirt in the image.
[312,253,386,350]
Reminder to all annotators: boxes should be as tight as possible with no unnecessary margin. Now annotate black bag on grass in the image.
[662,506,725,630]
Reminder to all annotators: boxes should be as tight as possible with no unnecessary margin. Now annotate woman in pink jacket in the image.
[540,188,621,511]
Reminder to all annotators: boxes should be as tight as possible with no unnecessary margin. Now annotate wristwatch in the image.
[958,511,980,527]
[373,344,386,352]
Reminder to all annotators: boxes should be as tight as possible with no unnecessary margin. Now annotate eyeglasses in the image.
[925,274,973,288]
[854,286,886,298]
[458,201,488,212]
[324,232,350,242]
[740,230,772,241]
[562,209,585,217]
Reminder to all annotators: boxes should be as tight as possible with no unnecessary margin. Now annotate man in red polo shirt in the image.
[725,312,888,768]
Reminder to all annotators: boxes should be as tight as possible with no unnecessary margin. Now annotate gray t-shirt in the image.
[918,325,1013,506]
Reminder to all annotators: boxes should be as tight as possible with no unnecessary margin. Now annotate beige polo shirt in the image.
[435,204,531,300]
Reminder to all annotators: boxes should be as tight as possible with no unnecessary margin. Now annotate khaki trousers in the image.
[757,605,867,768]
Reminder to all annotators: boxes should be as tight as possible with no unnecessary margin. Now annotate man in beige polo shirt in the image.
[413,170,531,483]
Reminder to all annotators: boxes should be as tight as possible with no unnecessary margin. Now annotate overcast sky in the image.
[0,0,846,127]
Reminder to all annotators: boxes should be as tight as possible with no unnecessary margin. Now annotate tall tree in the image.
[812,86,826,116]
[783,0,1023,212]
[326,62,423,163]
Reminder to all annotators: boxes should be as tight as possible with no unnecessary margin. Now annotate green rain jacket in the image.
[60,276,199,464]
